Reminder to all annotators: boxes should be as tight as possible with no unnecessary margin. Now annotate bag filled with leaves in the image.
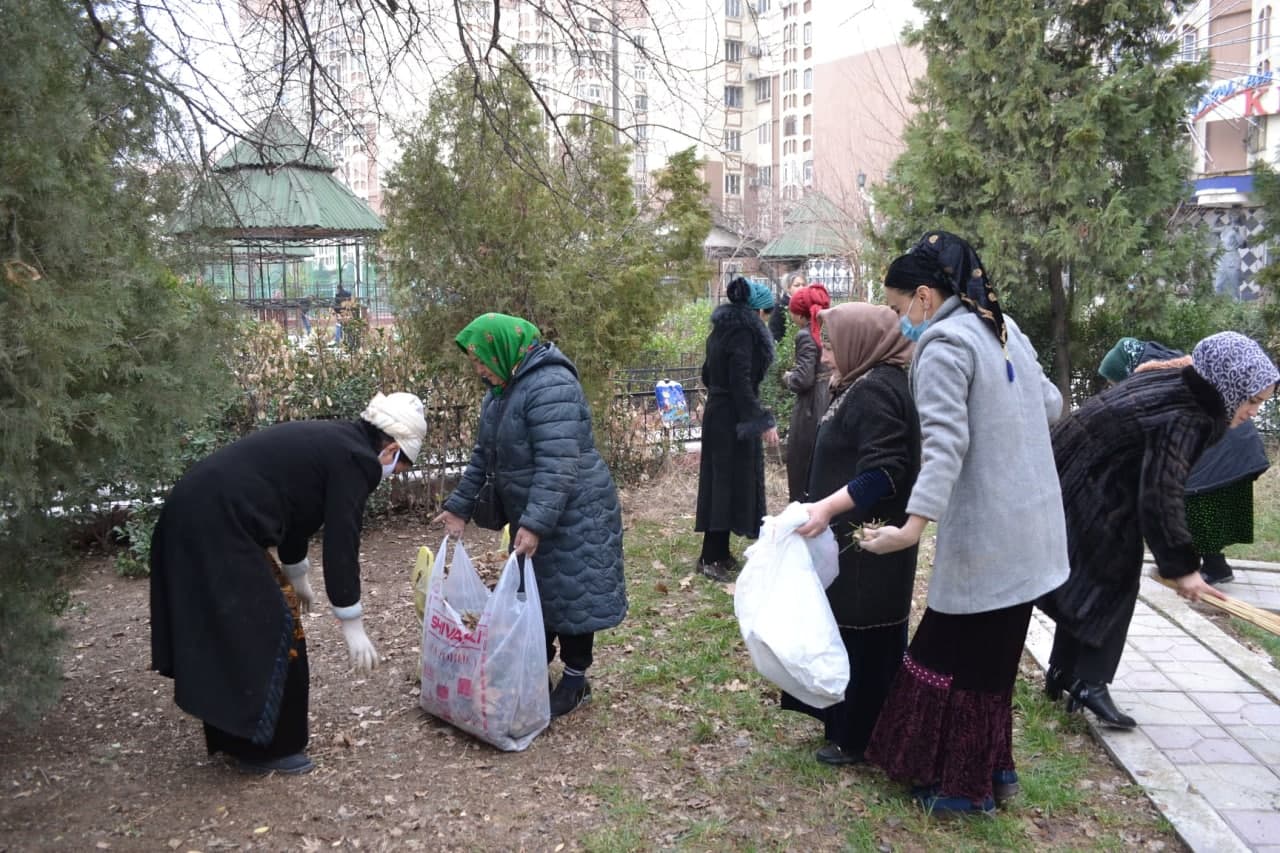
[419,537,550,751]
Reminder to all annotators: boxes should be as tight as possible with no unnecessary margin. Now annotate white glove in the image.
[338,613,379,671]
[282,558,315,614]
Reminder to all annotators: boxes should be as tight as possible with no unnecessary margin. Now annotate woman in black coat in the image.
[150,392,426,774]
[1041,332,1278,729]
[782,283,833,503]
[695,276,779,581]
[792,303,921,766]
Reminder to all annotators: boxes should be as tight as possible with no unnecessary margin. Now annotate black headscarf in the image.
[884,230,1015,382]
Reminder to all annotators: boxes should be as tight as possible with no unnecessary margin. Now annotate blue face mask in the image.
[380,448,401,481]
[899,295,930,342]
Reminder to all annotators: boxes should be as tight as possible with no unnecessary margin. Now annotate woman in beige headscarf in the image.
[788,304,921,767]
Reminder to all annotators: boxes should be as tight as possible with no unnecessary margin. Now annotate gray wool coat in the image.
[444,343,627,635]
[907,297,1071,615]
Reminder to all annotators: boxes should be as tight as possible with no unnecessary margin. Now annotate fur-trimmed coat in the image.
[1038,366,1228,643]
[695,302,775,538]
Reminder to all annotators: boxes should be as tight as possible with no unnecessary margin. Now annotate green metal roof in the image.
[173,115,383,239]
[759,193,853,259]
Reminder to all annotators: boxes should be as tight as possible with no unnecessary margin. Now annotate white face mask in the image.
[380,448,401,481]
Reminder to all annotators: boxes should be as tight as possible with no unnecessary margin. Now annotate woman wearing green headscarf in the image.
[434,313,626,719]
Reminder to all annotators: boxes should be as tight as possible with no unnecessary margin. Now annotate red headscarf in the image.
[788,283,831,350]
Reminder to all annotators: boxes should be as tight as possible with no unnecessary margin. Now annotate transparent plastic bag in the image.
[419,538,551,750]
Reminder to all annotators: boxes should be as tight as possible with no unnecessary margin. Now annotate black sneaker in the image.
[1201,569,1235,586]
[1201,554,1234,586]
[815,743,863,766]
[697,558,738,582]
[549,678,592,718]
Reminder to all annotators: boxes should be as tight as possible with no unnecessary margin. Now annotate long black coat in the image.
[809,365,921,627]
[783,326,832,502]
[695,302,775,538]
[444,343,626,635]
[150,419,382,743]
[1039,367,1227,643]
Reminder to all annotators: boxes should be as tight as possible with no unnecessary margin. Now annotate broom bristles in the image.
[1153,576,1280,636]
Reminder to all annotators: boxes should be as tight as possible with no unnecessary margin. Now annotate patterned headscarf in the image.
[884,230,1014,381]
[747,280,775,311]
[1191,331,1279,415]
[822,303,914,393]
[455,313,541,396]
[1098,337,1148,383]
[789,283,831,351]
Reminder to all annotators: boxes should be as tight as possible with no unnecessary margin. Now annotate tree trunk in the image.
[1048,259,1071,417]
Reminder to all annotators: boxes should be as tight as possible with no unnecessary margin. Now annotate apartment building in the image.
[1177,0,1278,300]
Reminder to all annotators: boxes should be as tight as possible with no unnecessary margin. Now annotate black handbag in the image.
[470,397,510,530]
[471,471,507,530]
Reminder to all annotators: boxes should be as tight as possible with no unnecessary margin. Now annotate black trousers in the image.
[545,631,595,671]
[1048,587,1139,685]
[699,530,732,563]
[204,640,310,760]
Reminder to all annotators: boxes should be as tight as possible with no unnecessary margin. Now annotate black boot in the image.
[1044,665,1069,701]
[1200,553,1235,586]
[1067,681,1136,730]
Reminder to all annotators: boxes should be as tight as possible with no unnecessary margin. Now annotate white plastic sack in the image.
[733,507,848,708]
[419,538,551,751]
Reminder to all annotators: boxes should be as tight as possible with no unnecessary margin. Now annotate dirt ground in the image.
[0,462,1179,852]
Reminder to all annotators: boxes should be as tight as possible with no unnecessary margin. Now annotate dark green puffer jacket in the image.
[444,343,627,634]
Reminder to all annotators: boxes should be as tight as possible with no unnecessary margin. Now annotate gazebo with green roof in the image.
[759,193,862,299]
[173,114,386,332]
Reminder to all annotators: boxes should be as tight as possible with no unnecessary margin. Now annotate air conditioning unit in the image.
[746,71,758,81]
[749,45,764,58]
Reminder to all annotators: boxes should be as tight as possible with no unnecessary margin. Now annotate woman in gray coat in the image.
[858,231,1070,816]
[436,313,626,719]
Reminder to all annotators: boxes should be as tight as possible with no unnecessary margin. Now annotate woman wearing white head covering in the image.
[150,392,426,775]
[1042,332,1278,730]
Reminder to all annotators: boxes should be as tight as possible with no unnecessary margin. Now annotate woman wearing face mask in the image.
[857,231,1070,816]
[435,313,626,719]
[1040,332,1277,730]
[150,391,427,775]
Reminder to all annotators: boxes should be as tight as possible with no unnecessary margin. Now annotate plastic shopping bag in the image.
[419,538,551,751]
[733,506,848,708]
[654,379,691,426]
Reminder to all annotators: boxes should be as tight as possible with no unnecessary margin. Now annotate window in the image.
[635,153,647,174]
[725,173,742,195]
[634,34,646,51]
[803,67,813,89]
[724,86,743,108]
[757,120,772,144]
[803,21,812,44]
[783,115,796,136]
[588,17,605,32]
[635,63,647,81]
[803,113,811,135]
[755,77,772,101]
[726,39,743,63]
[1260,7,1273,55]
[635,94,649,111]
[757,165,772,186]
[726,0,742,17]
[636,124,650,140]
[803,159,813,185]
[757,0,770,11]
[725,130,741,151]
[1181,27,1197,62]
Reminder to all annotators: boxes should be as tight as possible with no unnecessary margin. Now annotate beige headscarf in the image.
[360,392,427,462]
[821,303,914,392]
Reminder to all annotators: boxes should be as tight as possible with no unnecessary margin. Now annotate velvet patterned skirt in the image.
[865,602,1032,801]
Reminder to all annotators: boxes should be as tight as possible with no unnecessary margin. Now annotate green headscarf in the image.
[455,313,542,395]
[1098,337,1146,384]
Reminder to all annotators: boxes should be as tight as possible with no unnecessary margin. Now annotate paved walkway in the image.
[1026,560,1280,853]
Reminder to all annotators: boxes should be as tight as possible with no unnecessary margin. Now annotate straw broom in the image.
[1154,576,1280,636]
